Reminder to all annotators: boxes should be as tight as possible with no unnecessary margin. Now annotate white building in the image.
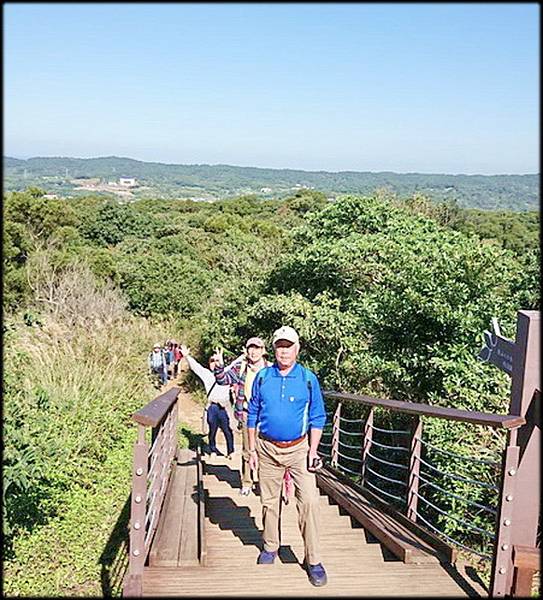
[119,177,137,187]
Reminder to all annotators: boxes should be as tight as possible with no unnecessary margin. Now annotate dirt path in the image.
[160,362,205,432]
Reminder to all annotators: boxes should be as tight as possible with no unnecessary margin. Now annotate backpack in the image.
[149,350,165,369]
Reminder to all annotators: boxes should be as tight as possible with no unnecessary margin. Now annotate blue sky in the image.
[4,3,539,174]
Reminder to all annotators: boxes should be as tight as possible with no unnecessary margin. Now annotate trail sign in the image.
[478,319,515,375]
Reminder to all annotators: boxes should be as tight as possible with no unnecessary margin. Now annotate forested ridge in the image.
[2,186,540,595]
[4,155,539,210]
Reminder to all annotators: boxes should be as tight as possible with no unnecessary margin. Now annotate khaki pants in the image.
[240,413,256,488]
[256,436,321,565]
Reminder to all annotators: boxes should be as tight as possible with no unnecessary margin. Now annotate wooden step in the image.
[142,560,486,597]
[148,448,200,567]
[142,447,487,598]
[316,465,453,564]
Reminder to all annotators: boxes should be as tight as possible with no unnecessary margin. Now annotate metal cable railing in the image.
[365,464,406,487]
[419,462,499,491]
[366,448,408,470]
[416,473,497,515]
[417,437,500,467]
[338,438,362,450]
[415,511,493,561]
[338,462,362,476]
[364,478,405,503]
[416,456,500,493]
[413,488,494,538]
[370,424,410,435]
[337,448,363,463]
[324,399,503,573]
[337,426,364,436]
[369,438,410,452]
[339,415,364,424]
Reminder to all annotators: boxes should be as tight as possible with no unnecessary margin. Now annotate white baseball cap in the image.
[272,325,299,347]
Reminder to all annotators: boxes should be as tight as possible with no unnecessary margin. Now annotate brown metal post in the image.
[361,407,374,485]
[407,416,422,522]
[124,424,149,596]
[331,402,341,468]
[489,442,520,597]
[490,310,540,597]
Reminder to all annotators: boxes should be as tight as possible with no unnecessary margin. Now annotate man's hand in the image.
[180,344,190,357]
[212,346,224,367]
[307,451,323,472]
[248,450,259,472]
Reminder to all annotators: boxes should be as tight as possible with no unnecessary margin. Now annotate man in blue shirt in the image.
[247,325,327,587]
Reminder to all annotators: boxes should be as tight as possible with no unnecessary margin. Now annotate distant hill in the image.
[3,155,539,210]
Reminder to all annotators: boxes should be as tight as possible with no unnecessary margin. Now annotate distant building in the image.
[119,177,137,187]
[260,187,272,193]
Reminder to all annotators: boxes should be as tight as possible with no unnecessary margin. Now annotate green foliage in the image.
[2,301,189,595]
[283,189,328,214]
[78,199,159,246]
[117,251,215,317]
[451,208,540,255]
[4,190,79,240]
[2,185,539,595]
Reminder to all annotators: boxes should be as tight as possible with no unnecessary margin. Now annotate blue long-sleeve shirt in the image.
[247,362,326,441]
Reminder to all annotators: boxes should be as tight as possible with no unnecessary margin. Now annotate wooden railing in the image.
[319,310,540,598]
[123,387,181,597]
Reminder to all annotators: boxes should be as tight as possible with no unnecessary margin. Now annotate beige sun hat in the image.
[272,325,299,347]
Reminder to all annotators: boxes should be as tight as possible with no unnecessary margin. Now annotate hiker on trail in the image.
[148,342,168,386]
[212,337,272,496]
[247,325,328,587]
[170,339,182,379]
[164,340,174,379]
[180,344,235,458]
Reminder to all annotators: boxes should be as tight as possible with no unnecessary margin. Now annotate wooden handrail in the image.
[132,387,181,427]
[324,391,526,429]
[124,387,181,597]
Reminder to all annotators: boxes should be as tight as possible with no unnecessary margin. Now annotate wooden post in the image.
[124,424,149,597]
[331,402,341,468]
[361,407,374,486]
[490,310,540,597]
[490,443,520,597]
[407,416,422,522]
[511,545,540,597]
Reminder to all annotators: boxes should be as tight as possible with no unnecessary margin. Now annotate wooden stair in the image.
[316,464,455,564]
[142,442,488,597]
[149,448,201,567]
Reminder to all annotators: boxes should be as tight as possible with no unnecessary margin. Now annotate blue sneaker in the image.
[306,562,327,586]
[257,550,277,564]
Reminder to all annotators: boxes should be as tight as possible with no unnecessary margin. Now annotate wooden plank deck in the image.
[142,440,488,597]
[149,448,199,567]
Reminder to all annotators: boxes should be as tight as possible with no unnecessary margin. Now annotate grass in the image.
[3,299,191,596]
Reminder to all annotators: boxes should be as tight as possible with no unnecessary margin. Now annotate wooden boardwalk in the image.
[142,442,488,597]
